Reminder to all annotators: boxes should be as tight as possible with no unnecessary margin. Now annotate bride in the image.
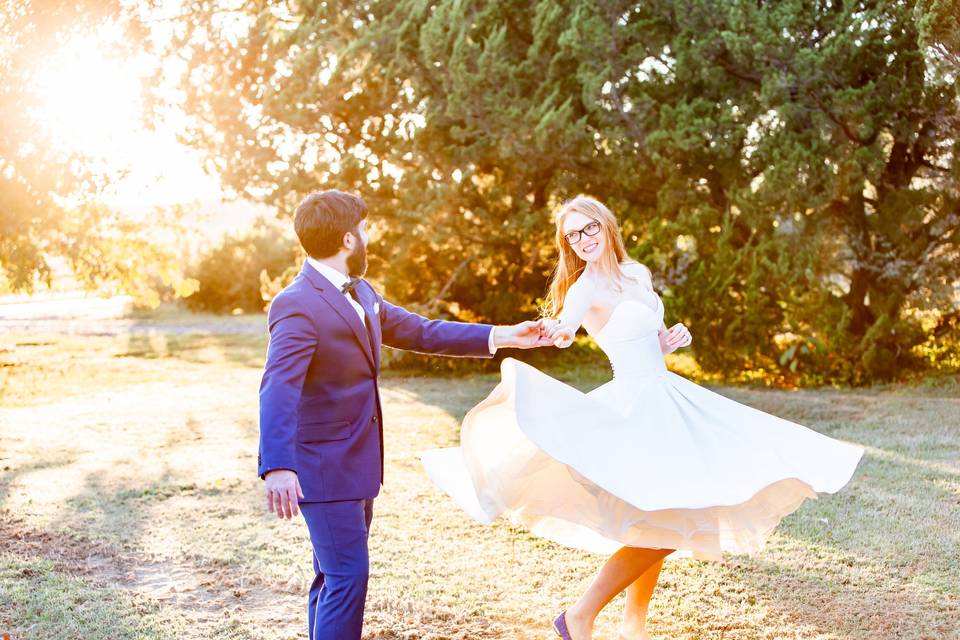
[421,195,865,640]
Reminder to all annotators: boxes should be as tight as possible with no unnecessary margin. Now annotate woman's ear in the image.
[342,231,355,251]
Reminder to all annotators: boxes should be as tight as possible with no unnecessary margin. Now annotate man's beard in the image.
[346,240,368,277]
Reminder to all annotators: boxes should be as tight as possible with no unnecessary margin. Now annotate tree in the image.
[916,0,960,72]
[0,0,190,304]
[185,216,298,313]
[2,1,116,289]
[168,0,960,383]
[638,0,960,382]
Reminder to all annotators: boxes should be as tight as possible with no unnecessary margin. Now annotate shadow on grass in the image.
[730,543,960,640]
[0,454,172,639]
[772,450,960,589]
[115,331,267,368]
[0,453,78,513]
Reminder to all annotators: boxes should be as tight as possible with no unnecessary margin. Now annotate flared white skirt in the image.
[421,358,864,561]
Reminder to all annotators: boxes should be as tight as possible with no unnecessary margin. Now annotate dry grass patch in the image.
[0,311,958,639]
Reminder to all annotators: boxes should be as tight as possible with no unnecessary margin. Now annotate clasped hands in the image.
[495,318,692,353]
[492,318,598,349]
[492,319,571,349]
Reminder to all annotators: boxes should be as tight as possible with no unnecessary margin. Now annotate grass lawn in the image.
[0,306,958,639]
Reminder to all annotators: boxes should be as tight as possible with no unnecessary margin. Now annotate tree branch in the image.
[425,255,475,312]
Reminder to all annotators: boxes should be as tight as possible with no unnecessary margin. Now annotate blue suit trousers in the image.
[301,500,374,640]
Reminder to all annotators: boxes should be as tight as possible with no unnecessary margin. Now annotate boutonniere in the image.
[373,301,380,314]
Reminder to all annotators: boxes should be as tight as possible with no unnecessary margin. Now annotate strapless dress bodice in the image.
[590,295,667,379]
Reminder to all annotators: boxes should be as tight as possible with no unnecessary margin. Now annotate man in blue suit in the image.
[258,190,547,640]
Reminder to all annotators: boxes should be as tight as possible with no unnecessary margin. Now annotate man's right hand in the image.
[265,469,304,519]
[493,320,553,349]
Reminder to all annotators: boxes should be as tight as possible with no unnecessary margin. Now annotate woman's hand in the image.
[659,322,692,354]
[545,320,576,348]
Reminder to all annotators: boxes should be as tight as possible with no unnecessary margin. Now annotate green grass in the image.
[0,554,193,640]
[0,308,958,639]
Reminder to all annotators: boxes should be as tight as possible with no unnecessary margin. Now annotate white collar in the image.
[306,257,351,291]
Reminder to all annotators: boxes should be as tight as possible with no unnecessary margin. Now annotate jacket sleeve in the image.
[375,290,494,358]
[257,294,318,478]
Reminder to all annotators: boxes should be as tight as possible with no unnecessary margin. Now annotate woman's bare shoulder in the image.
[570,271,599,294]
[620,260,653,283]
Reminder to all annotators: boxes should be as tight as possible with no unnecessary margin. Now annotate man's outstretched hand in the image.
[493,320,555,349]
[265,469,304,519]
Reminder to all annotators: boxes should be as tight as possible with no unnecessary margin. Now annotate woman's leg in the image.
[619,557,665,639]
[563,547,673,640]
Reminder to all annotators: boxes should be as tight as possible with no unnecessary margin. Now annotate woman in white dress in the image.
[420,196,865,640]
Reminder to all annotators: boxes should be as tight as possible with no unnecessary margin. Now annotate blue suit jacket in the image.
[257,261,494,501]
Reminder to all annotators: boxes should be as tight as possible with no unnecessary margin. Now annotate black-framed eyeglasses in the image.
[563,221,602,245]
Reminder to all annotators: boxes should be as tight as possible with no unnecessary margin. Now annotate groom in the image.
[258,190,548,640]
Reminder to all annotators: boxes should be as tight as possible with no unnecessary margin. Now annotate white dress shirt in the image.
[306,258,497,353]
[308,258,365,322]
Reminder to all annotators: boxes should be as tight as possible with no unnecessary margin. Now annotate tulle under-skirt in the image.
[421,358,864,561]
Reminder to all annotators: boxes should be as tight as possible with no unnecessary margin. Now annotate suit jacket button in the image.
[372,416,378,422]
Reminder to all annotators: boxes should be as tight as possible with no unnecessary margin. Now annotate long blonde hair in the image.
[543,195,634,318]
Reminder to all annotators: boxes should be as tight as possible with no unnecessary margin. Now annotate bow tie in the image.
[341,278,361,296]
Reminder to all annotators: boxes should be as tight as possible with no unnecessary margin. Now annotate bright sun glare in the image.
[31,28,221,209]
[34,35,142,157]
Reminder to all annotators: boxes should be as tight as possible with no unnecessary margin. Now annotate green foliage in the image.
[184,217,299,313]
[912,309,960,375]
[169,0,960,385]
[916,0,960,72]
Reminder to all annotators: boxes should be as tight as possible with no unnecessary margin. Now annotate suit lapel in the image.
[301,263,376,371]
[355,282,381,369]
